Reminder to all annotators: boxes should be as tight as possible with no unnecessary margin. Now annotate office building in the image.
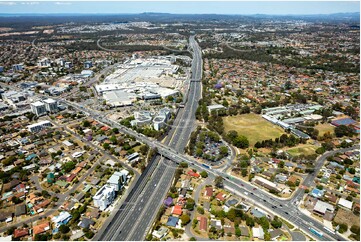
[31,101,47,116]
[27,120,52,133]
[12,63,24,72]
[43,98,58,113]
[106,170,130,192]
[37,58,51,67]
[93,185,116,211]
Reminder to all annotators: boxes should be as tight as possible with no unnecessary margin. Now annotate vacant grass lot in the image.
[223,113,285,146]
[285,144,318,157]
[315,123,335,137]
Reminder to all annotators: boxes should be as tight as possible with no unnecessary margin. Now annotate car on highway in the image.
[244,192,249,195]
[253,188,257,190]
[284,211,289,215]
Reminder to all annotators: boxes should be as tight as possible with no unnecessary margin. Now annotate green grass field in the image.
[223,113,285,146]
[285,144,318,157]
[315,123,335,137]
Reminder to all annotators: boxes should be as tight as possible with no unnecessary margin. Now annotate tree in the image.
[82,120,91,127]
[335,125,354,137]
[214,176,223,188]
[271,216,282,229]
[227,130,238,141]
[350,225,360,234]
[185,198,195,211]
[85,231,94,239]
[233,135,249,149]
[103,143,110,150]
[226,208,236,222]
[219,146,228,156]
[190,237,197,241]
[338,223,348,233]
[258,216,270,230]
[59,224,70,234]
[200,171,208,178]
[246,217,255,227]
[62,161,76,173]
[235,226,242,237]
[180,214,191,226]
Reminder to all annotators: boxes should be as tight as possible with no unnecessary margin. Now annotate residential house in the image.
[204,187,213,198]
[210,219,222,230]
[216,192,226,202]
[33,222,50,237]
[270,229,283,240]
[78,217,95,229]
[166,216,179,227]
[338,198,353,210]
[164,197,173,207]
[13,228,29,239]
[51,211,72,228]
[198,216,207,231]
[152,226,169,239]
[252,227,265,240]
[240,226,250,237]
[172,205,183,216]
[15,203,26,217]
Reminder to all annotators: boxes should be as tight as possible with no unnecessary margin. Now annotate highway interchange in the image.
[60,36,355,241]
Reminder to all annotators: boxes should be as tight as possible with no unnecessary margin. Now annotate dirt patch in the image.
[334,208,360,227]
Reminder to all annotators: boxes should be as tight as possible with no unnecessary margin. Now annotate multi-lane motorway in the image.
[91,35,203,241]
[61,36,355,241]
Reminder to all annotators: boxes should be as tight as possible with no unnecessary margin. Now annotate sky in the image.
[0,1,359,15]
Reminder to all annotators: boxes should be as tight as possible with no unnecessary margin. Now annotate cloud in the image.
[0,2,17,5]
[55,2,72,5]
[21,2,39,5]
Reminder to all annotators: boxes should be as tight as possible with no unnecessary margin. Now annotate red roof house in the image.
[205,187,213,197]
[199,216,207,231]
[13,228,29,239]
[216,192,226,201]
[172,205,183,216]
[187,170,200,178]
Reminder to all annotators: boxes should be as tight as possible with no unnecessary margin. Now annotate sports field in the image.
[223,113,285,146]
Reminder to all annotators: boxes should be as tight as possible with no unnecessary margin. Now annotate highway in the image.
[93,35,203,241]
[60,36,356,241]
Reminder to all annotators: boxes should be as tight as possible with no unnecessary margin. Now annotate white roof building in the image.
[93,185,116,211]
[337,198,353,210]
[252,227,265,239]
[313,200,335,215]
[207,104,226,113]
